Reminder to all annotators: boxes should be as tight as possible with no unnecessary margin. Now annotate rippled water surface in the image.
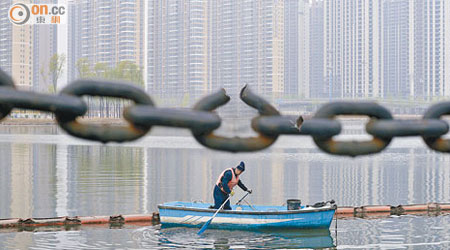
[1,125,450,249]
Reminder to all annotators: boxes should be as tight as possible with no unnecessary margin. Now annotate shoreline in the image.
[0,114,424,126]
[0,118,127,126]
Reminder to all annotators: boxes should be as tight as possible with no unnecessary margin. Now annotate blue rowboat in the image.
[158,201,336,230]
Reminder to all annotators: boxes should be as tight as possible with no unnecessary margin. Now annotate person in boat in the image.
[212,161,252,210]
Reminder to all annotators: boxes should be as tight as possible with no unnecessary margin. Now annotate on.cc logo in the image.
[9,3,30,25]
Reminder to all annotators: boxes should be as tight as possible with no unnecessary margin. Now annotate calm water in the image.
[1,125,450,249]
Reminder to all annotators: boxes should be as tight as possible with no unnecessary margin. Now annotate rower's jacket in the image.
[217,168,248,194]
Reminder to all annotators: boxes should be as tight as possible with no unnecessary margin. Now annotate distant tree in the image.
[113,61,144,86]
[48,54,66,93]
[73,60,144,118]
[75,58,92,78]
[109,61,145,117]
[182,93,190,106]
[39,67,48,92]
[93,62,110,79]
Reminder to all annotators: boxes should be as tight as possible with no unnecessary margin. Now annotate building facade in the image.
[412,0,450,100]
[321,0,450,100]
[284,0,299,98]
[383,0,410,99]
[147,0,285,115]
[309,0,324,98]
[0,1,13,79]
[33,25,58,92]
[67,0,81,83]
[381,0,450,100]
[324,0,383,99]
[146,0,209,103]
[0,0,34,90]
[0,0,57,92]
[209,0,284,105]
[68,0,144,82]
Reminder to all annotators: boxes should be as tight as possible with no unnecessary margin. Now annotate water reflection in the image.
[134,227,335,249]
[1,130,450,249]
[257,228,335,249]
[1,137,450,219]
[2,216,450,249]
[0,125,58,135]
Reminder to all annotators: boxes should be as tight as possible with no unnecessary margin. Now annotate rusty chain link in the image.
[191,85,280,152]
[1,68,450,156]
[56,79,154,143]
[422,102,450,152]
[312,102,393,156]
[0,69,16,120]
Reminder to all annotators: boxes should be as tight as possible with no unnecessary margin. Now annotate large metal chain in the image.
[56,79,154,143]
[191,86,280,152]
[1,68,450,156]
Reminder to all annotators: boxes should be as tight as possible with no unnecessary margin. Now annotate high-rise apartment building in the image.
[324,0,383,99]
[321,0,450,100]
[147,0,284,111]
[209,0,259,100]
[33,25,58,92]
[146,1,209,101]
[0,0,57,92]
[68,0,144,82]
[285,0,299,98]
[0,0,34,90]
[412,0,450,100]
[209,0,284,100]
[381,0,450,100]
[67,0,81,83]
[383,0,410,99]
[34,0,58,92]
[297,0,310,99]
[309,0,325,98]
[0,1,13,79]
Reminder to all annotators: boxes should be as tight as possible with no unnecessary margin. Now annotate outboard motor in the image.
[287,199,301,210]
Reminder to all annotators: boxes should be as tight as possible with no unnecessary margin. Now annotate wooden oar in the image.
[197,195,232,235]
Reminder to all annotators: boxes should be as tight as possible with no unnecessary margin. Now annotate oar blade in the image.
[197,218,212,235]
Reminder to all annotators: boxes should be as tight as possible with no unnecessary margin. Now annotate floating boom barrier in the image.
[0,213,161,232]
[1,203,450,232]
[336,203,450,218]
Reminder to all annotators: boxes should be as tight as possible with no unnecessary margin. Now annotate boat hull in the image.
[158,202,336,230]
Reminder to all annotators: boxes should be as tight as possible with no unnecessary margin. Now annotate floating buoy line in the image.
[1,203,449,232]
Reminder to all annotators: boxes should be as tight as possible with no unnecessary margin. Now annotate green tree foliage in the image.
[41,53,66,93]
[75,58,92,78]
[74,59,145,117]
[111,61,144,86]
[75,59,144,86]
[49,54,66,93]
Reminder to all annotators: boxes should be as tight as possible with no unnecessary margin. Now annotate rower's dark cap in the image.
[237,161,245,171]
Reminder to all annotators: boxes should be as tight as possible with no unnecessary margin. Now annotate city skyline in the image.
[67,0,144,83]
[2,0,450,105]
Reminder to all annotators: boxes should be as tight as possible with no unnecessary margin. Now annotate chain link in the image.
[0,87,86,117]
[192,86,280,152]
[252,116,341,137]
[366,119,449,138]
[124,106,221,135]
[2,68,450,156]
[0,69,15,120]
[55,79,154,143]
[312,102,393,156]
[422,102,450,152]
